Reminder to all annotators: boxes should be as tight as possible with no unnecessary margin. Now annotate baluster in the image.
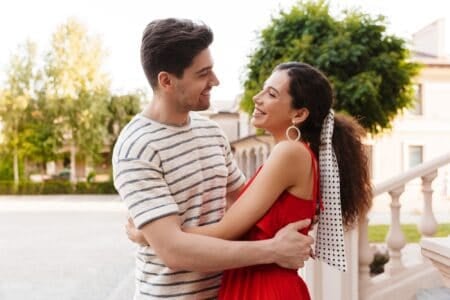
[358,216,373,292]
[262,145,270,161]
[234,150,242,172]
[249,148,256,175]
[385,186,406,275]
[243,150,250,178]
[419,171,438,237]
[255,147,263,169]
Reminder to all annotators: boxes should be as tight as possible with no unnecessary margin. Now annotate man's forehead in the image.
[190,49,213,68]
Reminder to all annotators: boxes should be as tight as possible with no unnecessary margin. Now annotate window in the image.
[410,84,423,115]
[408,145,423,168]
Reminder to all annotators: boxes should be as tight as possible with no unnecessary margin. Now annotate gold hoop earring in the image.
[285,125,301,142]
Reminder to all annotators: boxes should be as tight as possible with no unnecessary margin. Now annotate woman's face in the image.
[251,70,298,136]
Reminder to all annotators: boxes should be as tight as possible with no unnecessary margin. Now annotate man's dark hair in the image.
[140,18,213,89]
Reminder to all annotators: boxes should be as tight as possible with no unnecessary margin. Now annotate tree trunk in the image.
[13,146,19,185]
[23,156,28,180]
[70,142,77,183]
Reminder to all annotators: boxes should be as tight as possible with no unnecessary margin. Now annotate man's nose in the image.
[210,71,220,86]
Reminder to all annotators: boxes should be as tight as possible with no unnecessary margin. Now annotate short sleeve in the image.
[113,157,179,229]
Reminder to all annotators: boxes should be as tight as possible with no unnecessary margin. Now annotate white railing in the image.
[358,152,450,300]
[234,143,450,300]
[233,144,272,179]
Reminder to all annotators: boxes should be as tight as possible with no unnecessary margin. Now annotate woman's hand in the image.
[125,217,149,246]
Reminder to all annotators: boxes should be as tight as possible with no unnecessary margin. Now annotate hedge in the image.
[0,180,117,195]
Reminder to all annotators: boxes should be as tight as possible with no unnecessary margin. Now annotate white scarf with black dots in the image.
[316,109,347,272]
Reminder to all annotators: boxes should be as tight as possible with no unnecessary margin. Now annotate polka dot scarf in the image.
[315,110,347,272]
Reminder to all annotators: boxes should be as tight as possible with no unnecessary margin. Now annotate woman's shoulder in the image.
[272,140,310,156]
[269,140,312,165]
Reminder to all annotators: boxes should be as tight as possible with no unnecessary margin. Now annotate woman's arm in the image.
[126,217,149,245]
[184,141,311,240]
[225,184,244,210]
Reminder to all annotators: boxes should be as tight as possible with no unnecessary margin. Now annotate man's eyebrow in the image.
[195,66,213,74]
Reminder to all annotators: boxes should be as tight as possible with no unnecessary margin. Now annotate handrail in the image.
[374,152,450,196]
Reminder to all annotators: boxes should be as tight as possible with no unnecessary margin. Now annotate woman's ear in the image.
[292,108,310,124]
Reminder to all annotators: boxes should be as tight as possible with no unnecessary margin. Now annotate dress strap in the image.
[303,143,323,223]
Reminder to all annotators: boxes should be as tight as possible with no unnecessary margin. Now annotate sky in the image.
[1,0,450,102]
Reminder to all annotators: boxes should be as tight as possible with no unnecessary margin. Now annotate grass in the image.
[368,223,450,243]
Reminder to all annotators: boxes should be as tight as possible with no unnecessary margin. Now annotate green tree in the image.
[107,92,144,151]
[0,151,14,180]
[240,0,420,133]
[20,93,61,175]
[0,40,40,184]
[45,18,110,182]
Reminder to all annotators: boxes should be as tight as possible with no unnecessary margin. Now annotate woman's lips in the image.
[253,107,266,117]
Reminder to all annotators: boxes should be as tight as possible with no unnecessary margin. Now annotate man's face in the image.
[172,48,220,112]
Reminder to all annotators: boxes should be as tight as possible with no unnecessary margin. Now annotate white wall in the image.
[370,75,450,223]
[412,18,446,57]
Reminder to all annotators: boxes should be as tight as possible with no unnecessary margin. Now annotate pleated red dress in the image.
[218,146,319,300]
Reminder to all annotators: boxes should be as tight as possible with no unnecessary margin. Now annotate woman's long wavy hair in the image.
[274,62,372,227]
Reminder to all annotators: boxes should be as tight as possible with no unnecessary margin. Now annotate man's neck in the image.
[142,96,190,127]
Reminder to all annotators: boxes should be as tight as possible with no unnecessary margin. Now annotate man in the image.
[112,18,314,299]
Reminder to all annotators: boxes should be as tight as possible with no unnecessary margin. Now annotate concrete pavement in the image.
[0,195,136,300]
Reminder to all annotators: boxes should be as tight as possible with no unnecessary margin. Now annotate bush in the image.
[0,181,15,194]
[86,171,96,183]
[74,181,117,194]
[93,181,117,194]
[0,156,14,180]
[20,181,47,194]
[41,180,74,194]
[0,180,117,195]
[370,247,389,275]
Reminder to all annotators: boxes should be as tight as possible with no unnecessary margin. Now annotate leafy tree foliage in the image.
[240,1,420,133]
[45,18,111,182]
[107,92,144,156]
[0,19,144,183]
[0,41,40,183]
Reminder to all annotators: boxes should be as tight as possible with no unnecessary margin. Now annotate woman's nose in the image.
[253,91,262,103]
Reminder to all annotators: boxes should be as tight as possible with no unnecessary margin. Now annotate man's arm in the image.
[140,214,313,272]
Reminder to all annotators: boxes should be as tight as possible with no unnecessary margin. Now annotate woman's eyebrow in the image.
[265,85,280,94]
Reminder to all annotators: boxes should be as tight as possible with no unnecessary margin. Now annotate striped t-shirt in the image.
[112,112,245,299]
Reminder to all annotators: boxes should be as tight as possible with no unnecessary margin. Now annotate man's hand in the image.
[271,219,314,269]
[125,217,149,246]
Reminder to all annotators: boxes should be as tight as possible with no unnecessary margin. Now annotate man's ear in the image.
[157,71,173,90]
[292,108,310,124]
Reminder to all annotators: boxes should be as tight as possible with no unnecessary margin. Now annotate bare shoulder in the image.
[268,140,312,167]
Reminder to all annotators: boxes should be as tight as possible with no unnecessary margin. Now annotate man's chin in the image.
[192,105,210,111]
[193,98,211,111]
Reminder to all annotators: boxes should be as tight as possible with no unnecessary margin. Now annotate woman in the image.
[127,62,372,299]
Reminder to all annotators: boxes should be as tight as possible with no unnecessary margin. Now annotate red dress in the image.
[219,146,319,300]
